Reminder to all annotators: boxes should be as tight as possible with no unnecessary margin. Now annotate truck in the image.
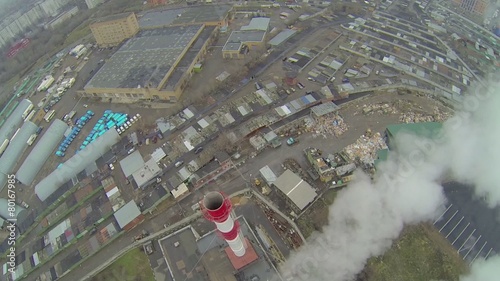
[0,139,9,156]
[75,47,87,59]
[27,134,37,146]
[22,103,34,119]
[37,75,55,92]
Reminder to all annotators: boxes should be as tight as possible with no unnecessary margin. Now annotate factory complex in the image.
[81,5,233,103]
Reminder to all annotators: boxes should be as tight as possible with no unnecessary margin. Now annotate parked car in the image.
[194,147,203,154]
[36,127,44,135]
[174,161,184,168]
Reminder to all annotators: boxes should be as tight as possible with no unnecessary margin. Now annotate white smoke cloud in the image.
[280,78,500,281]
[460,256,500,281]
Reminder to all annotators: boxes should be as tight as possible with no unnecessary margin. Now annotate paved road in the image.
[434,182,499,266]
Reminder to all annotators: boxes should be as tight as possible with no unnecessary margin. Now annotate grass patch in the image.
[64,25,91,46]
[90,248,155,281]
[363,224,468,281]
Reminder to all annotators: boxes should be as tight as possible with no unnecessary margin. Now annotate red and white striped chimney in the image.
[201,191,246,257]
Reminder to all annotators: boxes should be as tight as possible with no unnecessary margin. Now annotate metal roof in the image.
[132,158,161,189]
[85,25,203,89]
[311,102,339,117]
[240,17,270,31]
[273,170,317,210]
[16,119,68,186]
[35,129,121,202]
[0,99,32,143]
[386,122,442,140]
[113,200,141,229]
[119,150,145,178]
[0,198,26,221]
[0,121,37,192]
[268,29,297,46]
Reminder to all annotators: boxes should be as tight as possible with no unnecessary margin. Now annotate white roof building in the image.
[273,170,317,210]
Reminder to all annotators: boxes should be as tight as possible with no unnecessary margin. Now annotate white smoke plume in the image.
[280,78,500,281]
[459,256,500,281]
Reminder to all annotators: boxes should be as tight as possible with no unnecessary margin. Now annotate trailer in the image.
[0,139,9,155]
[37,75,55,92]
[22,103,34,119]
[24,110,36,122]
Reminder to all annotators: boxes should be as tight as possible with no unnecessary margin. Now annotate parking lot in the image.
[434,182,499,265]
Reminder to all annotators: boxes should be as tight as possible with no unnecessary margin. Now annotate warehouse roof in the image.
[85,25,203,90]
[386,122,442,140]
[268,29,297,46]
[16,119,68,186]
[132,158,162,189]
[139,5,232,28]
[0,121,37,192]
[0,198,26,221]
[273,170,317,210]
[241,17,270,31]
[223,30,266,51]
[0,99,32,143]
[114,200,141,229]
[35,129,121,201]
[311,102,339,117]
[120,150,145,178]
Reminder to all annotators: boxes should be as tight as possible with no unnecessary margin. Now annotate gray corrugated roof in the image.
[16,119,68,186]
[0,198,26,221]
[268,29,297,46]
[35,129,121,201]
[240,17,270,31]
[0,121,37,192]
[114,200,141,229]
[273,170,317,210]
[119,150,144,178]
[0,99,32,143]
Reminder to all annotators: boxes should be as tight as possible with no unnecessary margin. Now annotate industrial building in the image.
[16,119,68,186]
[138,5,233,28]
[90,13,140,47]
[0,199,27,227]
[452,0,492,17]
[35,129,122,201]
[384,122,443,150]
[159,192,280,281]
[85,0,104,9]
[273,170,317,212]
[268,29,297,47]
[222,17,268,60]
[120,150,162,189]
[0,121,37,192]
[113,200,144,231]
[82,24,217,103]
[0,99,33,145]
[45,6,79,30]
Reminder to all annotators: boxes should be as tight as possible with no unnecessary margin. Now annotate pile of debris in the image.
[359,103,399,115]
[400,106,452,123]
[313,113,349,138]
[343,132,388,165]
[399,112,435,123]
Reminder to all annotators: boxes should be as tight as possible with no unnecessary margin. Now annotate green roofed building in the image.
[374,149,389,169]
[375,122,443,169]
[385,122,442,150]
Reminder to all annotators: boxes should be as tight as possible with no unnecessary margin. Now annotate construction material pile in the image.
[359,103,399,115]
[313,113,349,138]
[343,132,388,165]
[400,106,452,123]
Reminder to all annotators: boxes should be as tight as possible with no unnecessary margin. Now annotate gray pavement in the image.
[434,182,500,266]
